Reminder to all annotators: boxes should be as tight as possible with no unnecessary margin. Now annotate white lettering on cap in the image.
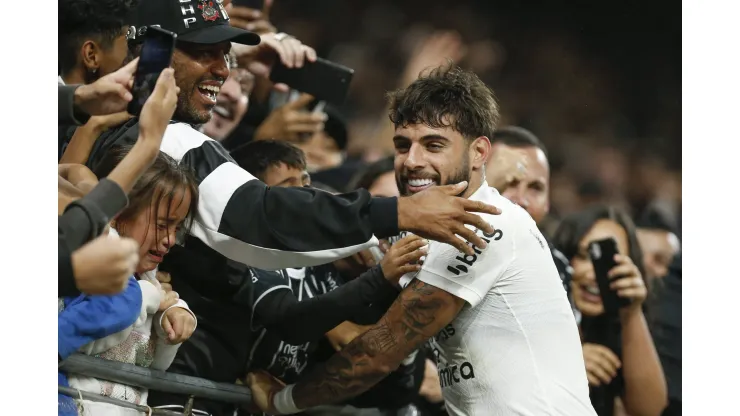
[183,17,196,28]
[181,5,195,15]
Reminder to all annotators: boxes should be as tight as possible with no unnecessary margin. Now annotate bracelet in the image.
[273,384,302,414]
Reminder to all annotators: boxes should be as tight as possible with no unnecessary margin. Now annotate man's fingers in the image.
[228,6,262,20]
[398,237,427,254]
[461,198,502,216]
[460,212,494,235]
[116,57,140,80]
[593,346,622,370]
[160,283,173,293]
[398,264,422,275]
[444,232,474,257]
[285,93,315,109]
[285,38,305,67]
[303,45,318,62]
[439,181,468,195]
[152,68,176,97]
[586,371,601,387]
[285,122,324,134]
[589,364,614,385]
[397,248,427,266]
[453,225,487,251]
[288,111,326,123]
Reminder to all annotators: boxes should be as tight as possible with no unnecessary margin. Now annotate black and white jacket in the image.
[80,120,399,270]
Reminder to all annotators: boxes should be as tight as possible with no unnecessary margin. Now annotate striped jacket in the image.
[79,120,399,270]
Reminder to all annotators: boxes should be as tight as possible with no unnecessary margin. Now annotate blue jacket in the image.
[58,276,143,415]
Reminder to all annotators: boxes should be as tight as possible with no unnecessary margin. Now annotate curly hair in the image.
[386,63,500,141]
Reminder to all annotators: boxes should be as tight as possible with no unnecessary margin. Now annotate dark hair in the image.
[491,126,549,158]
[58,0,137,76]
[92,146,199,247]
[635,205,678,235]
[387,63,500,141]
[553,205,648,288]
[346,156,395,192]
[231,140,307,181]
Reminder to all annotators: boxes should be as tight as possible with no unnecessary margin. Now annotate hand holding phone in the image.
[128,26,177,116]
[588,238,632,316]
[269,57,354,106]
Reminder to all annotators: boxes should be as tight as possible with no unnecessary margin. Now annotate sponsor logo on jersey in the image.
[446,228,503,275]
[438,361,476,388]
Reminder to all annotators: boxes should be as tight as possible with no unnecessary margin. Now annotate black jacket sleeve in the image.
[58,232,80,298]
[58,85,90,126]
[58,178,128,297]
[58,178,129,251]
[84,121,399,270]
[252,265,398,344]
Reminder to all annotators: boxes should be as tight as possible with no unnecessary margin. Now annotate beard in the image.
[173,85,213,125]
[397,153,471,197]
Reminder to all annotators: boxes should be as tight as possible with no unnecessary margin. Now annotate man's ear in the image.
[81,40,101,72]
[470,136,491,169]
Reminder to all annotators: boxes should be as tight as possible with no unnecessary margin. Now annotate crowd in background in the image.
[57,0,682,415]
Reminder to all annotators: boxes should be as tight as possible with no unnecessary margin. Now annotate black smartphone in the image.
[127,26,177,116]
[588,238,631,316]
[232,0,264,8]
[269,57,354,106]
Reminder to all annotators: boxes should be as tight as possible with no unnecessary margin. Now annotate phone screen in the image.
[128,27,176,116]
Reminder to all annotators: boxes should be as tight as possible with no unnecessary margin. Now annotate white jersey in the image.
[400,185,595,416]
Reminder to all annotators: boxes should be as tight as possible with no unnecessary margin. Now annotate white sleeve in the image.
[412,227,515,307]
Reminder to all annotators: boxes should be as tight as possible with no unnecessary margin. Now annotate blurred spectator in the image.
[347,156,399,197]
[648,252,682,416]
[201,52,253,141]
[636,208,681,281]
[554,206,667,416]
[231,139,310,187]
[486,126,574,299]
[58,0,136,85]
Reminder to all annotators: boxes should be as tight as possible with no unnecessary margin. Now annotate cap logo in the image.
[198,1,220,22]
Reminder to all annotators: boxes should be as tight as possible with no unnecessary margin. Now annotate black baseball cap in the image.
[128,0,260,46]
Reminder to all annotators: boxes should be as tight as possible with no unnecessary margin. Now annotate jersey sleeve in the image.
[410,226,515,307]
[88,122,398,270]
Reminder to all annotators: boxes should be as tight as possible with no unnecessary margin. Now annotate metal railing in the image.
[59,354,252,415]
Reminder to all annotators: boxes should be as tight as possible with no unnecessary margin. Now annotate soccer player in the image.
[246,64,596,415]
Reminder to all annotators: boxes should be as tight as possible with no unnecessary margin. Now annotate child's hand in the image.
[162,307,196,344]
[158,290,179,312]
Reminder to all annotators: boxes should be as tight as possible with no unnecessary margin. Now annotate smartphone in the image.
[588,238,631,316]
[232,0,264,9]
[127,26,177,116]
[269,57,354,106]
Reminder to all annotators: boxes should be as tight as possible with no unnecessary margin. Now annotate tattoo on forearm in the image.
[292,279,454,409]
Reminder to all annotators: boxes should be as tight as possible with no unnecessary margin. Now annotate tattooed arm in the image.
[247,279,465,414]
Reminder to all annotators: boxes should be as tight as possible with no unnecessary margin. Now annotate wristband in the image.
[273,384,302,415]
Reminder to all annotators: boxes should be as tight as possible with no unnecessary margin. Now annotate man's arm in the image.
[252,279,465,413]
[86,122,498,270]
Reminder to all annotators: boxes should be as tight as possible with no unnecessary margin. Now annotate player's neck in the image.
[460,171,485,199]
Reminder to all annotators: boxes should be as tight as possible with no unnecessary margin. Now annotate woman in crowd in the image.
[59,149,200,416]
[553,205,667,416]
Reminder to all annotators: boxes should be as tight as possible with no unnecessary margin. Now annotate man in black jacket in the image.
[75,0,500,274]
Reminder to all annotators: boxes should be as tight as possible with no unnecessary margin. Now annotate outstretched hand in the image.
[73,58,139,117]
[397,182,501,256]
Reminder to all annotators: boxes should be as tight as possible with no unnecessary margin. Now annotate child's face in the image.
[120,189,192,274]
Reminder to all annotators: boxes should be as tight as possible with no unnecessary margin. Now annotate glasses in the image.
[228,66,255,94]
